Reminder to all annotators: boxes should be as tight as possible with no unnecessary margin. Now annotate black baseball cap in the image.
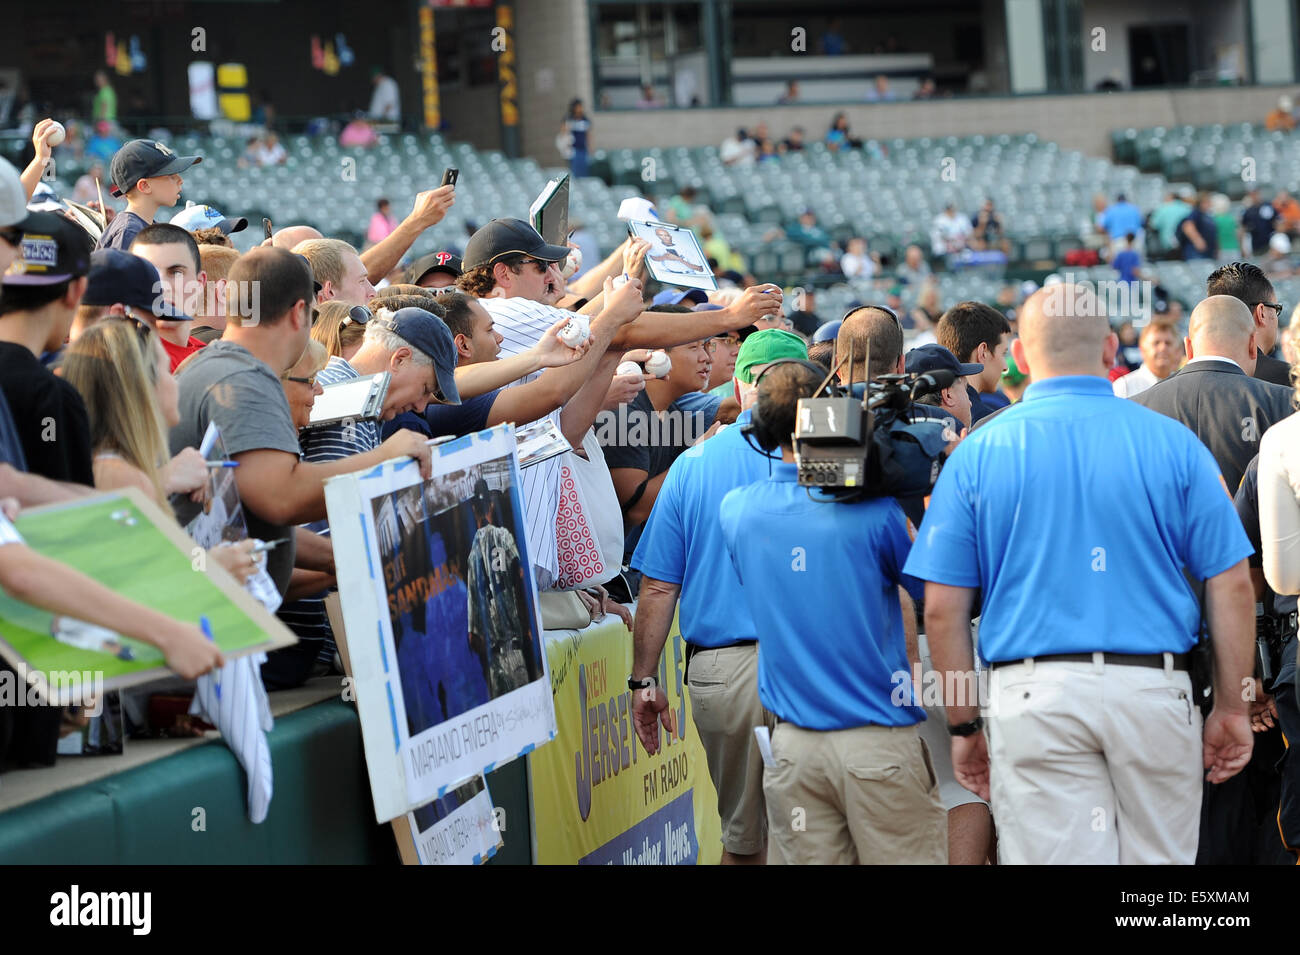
[407,251,463,284]
[82,249,191,320]
[463,218,569,270]
[374,307,461,404]
[109,139,202,198]
[905,343,983,386]
[3,211,93,286]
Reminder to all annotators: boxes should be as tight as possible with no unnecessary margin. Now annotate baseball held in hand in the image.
[616,360,642,378]
[46,122,66,147]
[562,247,582,279]
[645,350,672,378]
[558,316,590,348]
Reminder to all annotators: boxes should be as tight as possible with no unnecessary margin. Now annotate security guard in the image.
[629,329,807,865]
[718,361,946,865]
[905,287,1257,865]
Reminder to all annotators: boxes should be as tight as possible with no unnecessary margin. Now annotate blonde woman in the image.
[62,320,260,582]
[310,300,368,361]
[281,339,328,431]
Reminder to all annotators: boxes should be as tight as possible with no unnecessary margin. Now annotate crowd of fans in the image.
[2,103,1300,870]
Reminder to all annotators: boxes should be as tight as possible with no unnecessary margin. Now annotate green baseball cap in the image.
[1001,350,1028,386]
[734,329,808,383]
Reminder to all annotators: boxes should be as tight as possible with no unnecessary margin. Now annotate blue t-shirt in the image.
[904,376,1254,663]
[631,410,769,648]
[95,210,149,252]
[1101,201,1143,239]
[0,389,27,470]
[720,461,923,730]
[383,389,499,441]
[1112,248,1141,283]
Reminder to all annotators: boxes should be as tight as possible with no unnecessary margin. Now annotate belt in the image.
[990,651,1190,671]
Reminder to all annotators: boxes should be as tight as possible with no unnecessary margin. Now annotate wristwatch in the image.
[947,716,984,737]
[628,675,658,692]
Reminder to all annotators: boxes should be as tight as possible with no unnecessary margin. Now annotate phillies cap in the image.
[372,307,461,405]
[3,211,93,286]
[0,157,36,230]
[406,251,463,284]
[905,343,983,387]
[109,139,202,198]
[82,249,190,319]
[651,288,708,307]
[734,329,808,383]
[463,218,569,270]
[169,202,248,235]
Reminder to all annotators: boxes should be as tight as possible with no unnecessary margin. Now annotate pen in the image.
[199,615,221,700]
[249,537,290,554]
[207,461,239,469]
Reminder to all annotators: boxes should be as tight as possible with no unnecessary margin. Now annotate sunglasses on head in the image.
[842,303,901,326]
[341,305,371,327]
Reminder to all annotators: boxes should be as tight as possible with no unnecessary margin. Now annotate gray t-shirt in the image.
[170,341,301,594]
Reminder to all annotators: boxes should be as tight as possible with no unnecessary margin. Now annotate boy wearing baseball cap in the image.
[95,138,202,252]
[0,211,95,485]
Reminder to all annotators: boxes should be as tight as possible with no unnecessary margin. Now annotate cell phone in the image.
[263,217,273,240]
[440,168,459,188]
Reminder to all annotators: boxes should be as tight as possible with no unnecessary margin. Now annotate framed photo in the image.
[627,219,717,292]
[324,425,556,822]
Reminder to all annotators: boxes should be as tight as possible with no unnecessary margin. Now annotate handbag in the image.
[554,429,624,590]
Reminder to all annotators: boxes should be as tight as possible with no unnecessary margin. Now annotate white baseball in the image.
[616,360,642,378]
[562,247,582,279]
[46,121,66,147]
[611,273,629,289]
[558,316,589,348]
[645,350,672,378]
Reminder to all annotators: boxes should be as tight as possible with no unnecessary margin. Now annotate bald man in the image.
[905,286,1256,864]
[1135,294,1294,493]
[834,305,904,385]
[269,225,324,250]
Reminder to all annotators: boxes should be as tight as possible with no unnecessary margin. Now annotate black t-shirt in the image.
[0,342,93,484]
[1241,202,1277,252]
[599,390,689,481]
[94,210,150,252]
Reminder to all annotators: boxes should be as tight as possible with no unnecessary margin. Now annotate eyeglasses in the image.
[284,374,317,388]
[710,335,742,351]
[518,258,551,273]
[1251,301,1285,317]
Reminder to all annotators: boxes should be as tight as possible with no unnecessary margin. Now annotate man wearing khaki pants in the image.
[905,287,1257,864]
[717,361,946,864]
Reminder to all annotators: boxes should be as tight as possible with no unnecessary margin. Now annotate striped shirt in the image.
[479,297,569,588]
[279,356,380,666]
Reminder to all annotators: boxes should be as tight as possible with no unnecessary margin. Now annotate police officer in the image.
[717,361,946,865]
[905,287,1257,865]
[629,329,807,866]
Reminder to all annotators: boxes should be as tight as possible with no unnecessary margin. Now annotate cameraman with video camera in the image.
[717,361,947,864]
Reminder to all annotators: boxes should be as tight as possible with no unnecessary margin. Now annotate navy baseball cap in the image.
[109,139,202,198]
[905,343,983,383]
[652,288,708,307]
[407,251,463,284]
[463,218,569,270]
[3,211,93,286]
[374,307,461,405]
[812,319,841,343]
[82,249,190,319]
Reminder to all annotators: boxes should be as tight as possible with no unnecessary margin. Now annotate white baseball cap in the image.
[169,201,248,234]
[0,157,36,230]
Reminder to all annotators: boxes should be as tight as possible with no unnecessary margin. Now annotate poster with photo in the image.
[0,487,296,699]
[627,219,717,292]
[173,422,246,548]
[396,775,502,865]
[325,425,556,822]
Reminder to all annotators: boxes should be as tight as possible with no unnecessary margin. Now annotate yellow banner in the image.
[529,612,722,864]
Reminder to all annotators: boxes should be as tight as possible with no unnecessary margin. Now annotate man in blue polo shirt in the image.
[717,361,946,865]
[629,329,806,866]
[905,286,1257,865]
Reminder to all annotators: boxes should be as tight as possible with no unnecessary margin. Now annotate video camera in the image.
[792,345,955,498]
